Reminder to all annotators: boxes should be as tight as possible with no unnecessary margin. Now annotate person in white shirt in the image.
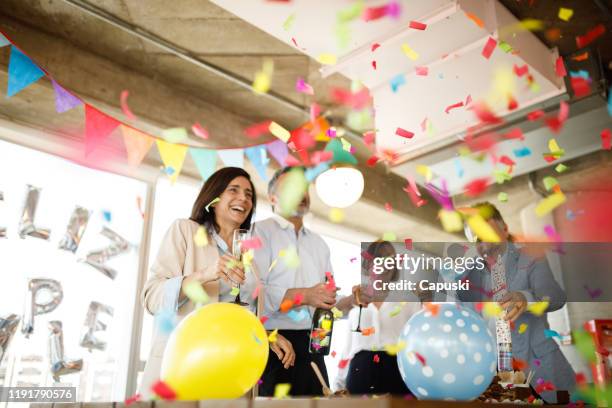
[253,166,338,396]
[335,241,421,395]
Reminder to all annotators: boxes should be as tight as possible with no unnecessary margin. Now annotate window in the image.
[0,139,147,405]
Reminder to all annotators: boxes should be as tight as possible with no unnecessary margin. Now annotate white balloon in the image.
[315,167,364,208]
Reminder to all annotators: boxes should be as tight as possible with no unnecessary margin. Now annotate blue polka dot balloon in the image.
[397,303,496,401]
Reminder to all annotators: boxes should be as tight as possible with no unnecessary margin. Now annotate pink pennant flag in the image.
[85,105,120,156]
[52,80,82,113]
[481,37,497,59]
[120,125,154,167]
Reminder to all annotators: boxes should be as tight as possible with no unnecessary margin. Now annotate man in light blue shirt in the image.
[254,166,337,396]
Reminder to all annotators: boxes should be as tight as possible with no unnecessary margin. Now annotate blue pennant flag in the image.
[245,145,269,182]
[7,46,45,98]
[190,148,217,182]
[217,149,244,168]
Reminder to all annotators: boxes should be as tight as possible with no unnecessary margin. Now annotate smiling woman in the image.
[138,167,295,398]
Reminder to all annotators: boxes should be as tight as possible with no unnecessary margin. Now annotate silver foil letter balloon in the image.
[18,185,51,240]
[58,206,90,253]
[82,227,130,279]
[48,320,83,382]
[80,301,114,352]
[22,279,63,337]
[0,314,20,364]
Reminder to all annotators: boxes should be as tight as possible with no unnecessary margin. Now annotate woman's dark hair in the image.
[190,167,257,231]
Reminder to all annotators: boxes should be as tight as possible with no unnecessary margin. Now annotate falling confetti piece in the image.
[585,285,603,299]
[274,383,291,398]
[416,165,432,182]
[183,280,210,304]
[404,238,412,250]
[193,226,208,247]
[527,301,549,316]
[409,21,427,30]
[371,60,377,70]
[555,56,567,77]
[241,236,263,250]
[384,202,393,212]
[382,232,396,241]
[390,305,402,317]
[415,352,426,365]
[415,66,428,76]
[191,122,209,139]
[253,59,274,94]
[573,330,596,362]
[268,329,278,343]
[280,299,294,313]
[576,24,605,48]
[373,354,380,363]
[513,358,529,371]
[514,146,532,158]
[483,302,503,318]
[558,7,573,21]
[445,101,464,114]
[151,380,177,400]
[384,341,406,356]
[439,209,463,232]
[230,286,240,296]
[498,192,509,202]
[518,323,528,334]
[464,178,490,197]
[535,192,566,217]
[481,37,497,59]
[269,121,290,142]
[371,43,380,52]
[361,327,375,336]
[295,77,314,95]
[287,309,309,322]
[543,176,559,191]
[601,128,611,150]
[282,13,295,31]
[467,214,501,242]
[424,302,439,316]
[390,73,406,92]
[401,43,419,60]
[396,127,414,138]
[465,12,484,27]
[205,197,220,212]
[331,307,343,319]
[338,359,350,369]
[124,393,141,406]
[120,90,136,120]
[544,329,561,338]
[317,53,337,65]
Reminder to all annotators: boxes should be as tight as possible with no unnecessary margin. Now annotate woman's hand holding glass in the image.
[215,253,245,286]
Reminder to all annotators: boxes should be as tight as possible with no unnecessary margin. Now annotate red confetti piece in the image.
[475,302,484,312]
[513,64,529,77]
[260,316,269,325]
[361,327,375,336]
[445,101,464,114]
[384,202,393,212]
[415,66,428,76]
[463,178,490,197]
[372,60,377,70]
[424,302,439,316]
[555,56,567,77]
[512,358,529,371]
[244,121,272,138]
[404,238,413,250]
[473,103,503,125]
[396,127,414,138]
[124,393,141,406]
[507,95,518,111]
[571,77,591,98]
[338,359,350,369]
[481,37,497,59]
[151,380,177,400]
[192,122,209,139]
[371,43,380,52]
[576,24,605,48]
[465,94,472,107]
[575,372,587,386]
[120,90,136,121]
[293,293,304,305]
[409,20,427,30]
[373,354,380,363]
[280,299,294,313]
[545,100,569,133]
[415,352,426,365]
[527,109,545,121]
[500,155,515,166]
[363,131,376,146]
[366,155,379,167]
[362,5,388,22]
[325,271,336,291]
[331,351,337,358]
[503,128,524,141]
[291,37,299,47]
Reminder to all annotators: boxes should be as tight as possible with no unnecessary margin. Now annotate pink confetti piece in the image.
[191,122,209,139]
[445,101,464,114]
[420,117,428,131]
[371,43,380,52]
[396,127,414,138]
[601,128,611,150]
[409,20,427,30]
[363,130,375,146]
[415,66,428,76]
[310,103,320,122]
[252,284,261,300]
[404,238,412,250]
[415,352,426,365]
[384,202,393,212]
[372,60,377,70]
[242,236,263,250]
[527,109,545,121]
[513,64,529,77]
[120,90,136,121]
[555,56,567,77]
[295,77,314,95]
[504,128,525,140]
[244,121,272,138]
[481,37,497,59]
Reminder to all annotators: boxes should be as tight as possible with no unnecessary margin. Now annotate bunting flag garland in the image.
[156,139,188,184]
[0,33,10,47]
[266,139,289,166]
[51,80,82,114]
[245,145,270,182]
[7,46,46,97]
[120,125,154,167]
[84,105,121,156]
[217,149,244,168]
[190,148,217,182]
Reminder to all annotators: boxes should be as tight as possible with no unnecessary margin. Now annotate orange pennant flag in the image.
[120,125,154,167]
[84,105,121,156]
[156,139,188,183]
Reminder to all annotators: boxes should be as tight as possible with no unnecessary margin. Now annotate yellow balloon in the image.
[161,303,269,399]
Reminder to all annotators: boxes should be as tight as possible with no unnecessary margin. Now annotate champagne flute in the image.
[352,288,363,333]
[232,229,249,306]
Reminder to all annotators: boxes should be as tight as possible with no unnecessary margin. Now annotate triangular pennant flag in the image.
[52,80,82,113]
[156,139,188,183]
[120,125,154,167]
[190,148,217,182]
[245,145,269,181]
[266,140,289,166]
[0,33,10,47]
[217,149,244,168]
[7,46,45,97]
[84,105,121,156]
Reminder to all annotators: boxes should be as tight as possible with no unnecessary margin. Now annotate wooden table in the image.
[30,397,539,408]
